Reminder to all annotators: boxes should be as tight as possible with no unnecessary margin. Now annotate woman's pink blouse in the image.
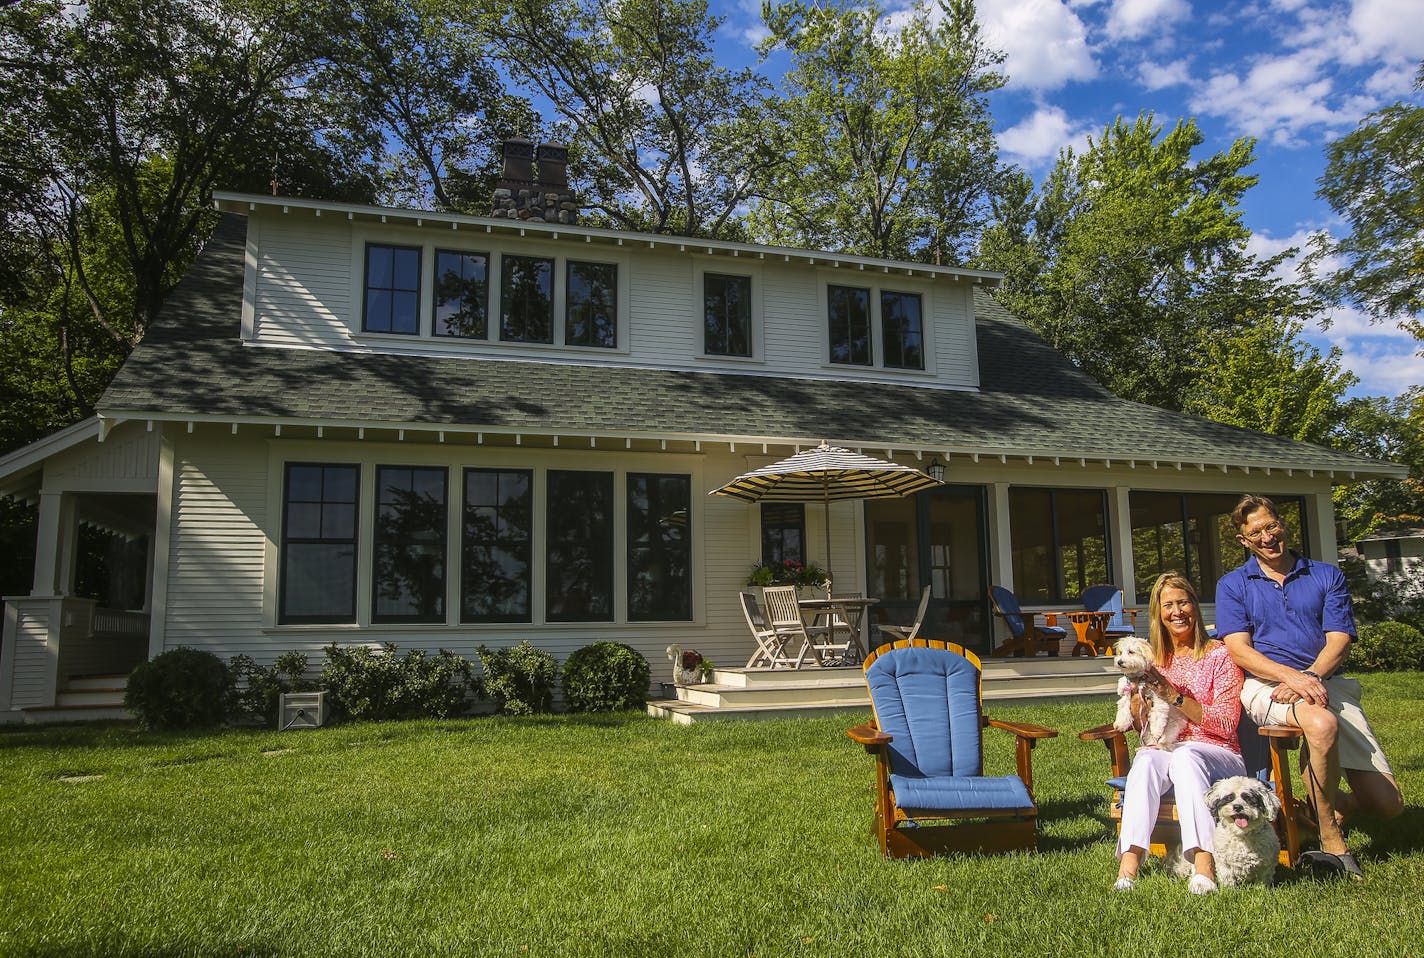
[1161,642,1244,753]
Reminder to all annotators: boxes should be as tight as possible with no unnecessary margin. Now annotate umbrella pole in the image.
[823,486,832,599]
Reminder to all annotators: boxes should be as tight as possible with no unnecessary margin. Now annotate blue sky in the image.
[705,0,1422,399]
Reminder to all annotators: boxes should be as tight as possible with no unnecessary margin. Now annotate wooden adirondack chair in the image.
[988,586,1067,657]
[1079,584,1139,654]
[1079,714,1314,868]
[847,638,1059,858]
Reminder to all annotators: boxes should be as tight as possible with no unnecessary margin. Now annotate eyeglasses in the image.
[1239,520,1284,542]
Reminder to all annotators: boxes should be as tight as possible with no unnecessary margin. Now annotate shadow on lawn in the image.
[1036,792,1115,853]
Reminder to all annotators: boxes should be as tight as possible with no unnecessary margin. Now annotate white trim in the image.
[0,418,102,491]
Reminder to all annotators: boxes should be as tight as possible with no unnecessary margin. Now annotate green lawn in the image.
[2,674,1422,958]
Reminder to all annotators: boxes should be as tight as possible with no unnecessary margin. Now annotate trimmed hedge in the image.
[124,647,234,730]
[1352,621,1424,672]
[561,641,651,712]
[476,642,557,715]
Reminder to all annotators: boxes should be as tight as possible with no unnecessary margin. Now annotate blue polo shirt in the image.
[1214,553,1356,673]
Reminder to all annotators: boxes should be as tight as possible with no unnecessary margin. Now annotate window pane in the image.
[1009,489,1055,602]
[1008,488,1108,602]
[364,244,421,335]
[627,473,691,621]
[760,502,805,565]
[434,250,489,338]
[704,273,751,357]
[281,463,358,623]
[828,285,872,365]
[500,255,554,343]
[567,261,618,348]
[546,470,614,622]
[1130,492,1298,602]
[881,291,923,369]
[1056,489,1109,597]
[866,496,920,600]
[373,466,447,622]
[1130,492,1187,601]
[462,469,532,623]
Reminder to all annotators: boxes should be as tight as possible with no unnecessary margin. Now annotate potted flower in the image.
[666,645,715,686]
[745,559,829,590]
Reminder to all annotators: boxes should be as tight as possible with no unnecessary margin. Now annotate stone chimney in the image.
[492,139,578,225]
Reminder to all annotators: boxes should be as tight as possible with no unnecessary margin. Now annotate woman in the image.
[1113,572,1245,895]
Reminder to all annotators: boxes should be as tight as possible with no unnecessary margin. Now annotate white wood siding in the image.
[43,422,159,492]
[3,598,58,708]
[243,214,983,390]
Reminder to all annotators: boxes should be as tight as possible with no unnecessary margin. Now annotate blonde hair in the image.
[1147,572,1211,664]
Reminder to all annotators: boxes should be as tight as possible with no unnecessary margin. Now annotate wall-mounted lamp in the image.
[927,458,946,483]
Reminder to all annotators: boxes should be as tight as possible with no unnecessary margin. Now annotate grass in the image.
[2,674,1423,958]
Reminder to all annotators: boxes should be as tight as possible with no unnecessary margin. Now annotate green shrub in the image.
[476,642,557,715]
[320,643,479,722]
[228,652,317,725]
[1352,621,1424,672]
[561,642,651,713]
[124,646,234,730]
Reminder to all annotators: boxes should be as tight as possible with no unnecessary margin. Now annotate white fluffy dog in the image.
[1111,636,1186,749]
[1168,775,1281,887]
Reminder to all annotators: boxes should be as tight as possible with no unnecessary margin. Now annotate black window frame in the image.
[703,272,753,357]
[371,465,449,624]
[545,469,615,623]
[432,249,490,339]
[565,260,618,349]
[279,462,360,624]
[828,284,873,366]
[627,473,692,621]
[461,467,534,624]
[760,502,806,566]
[363,243,421,335]
[881,289,924,370]
[500,253,555,344]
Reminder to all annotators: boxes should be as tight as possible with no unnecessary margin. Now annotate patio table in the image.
[1020,607,1114,656]
[798,596,878,666]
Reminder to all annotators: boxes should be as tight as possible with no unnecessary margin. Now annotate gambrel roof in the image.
[98,214,1405,481]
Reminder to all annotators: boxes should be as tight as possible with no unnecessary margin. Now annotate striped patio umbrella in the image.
[710,441,942,587]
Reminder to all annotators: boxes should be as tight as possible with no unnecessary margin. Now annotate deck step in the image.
[21,704,132,723]
[65,674,130,692]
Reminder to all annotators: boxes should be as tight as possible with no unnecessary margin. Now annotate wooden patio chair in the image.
[987,586,1066,657]
[740,590,799,669]
[847,638,1059,858]
[876,584,932,644]
[1079,714,1313,868]
[760,585,816,668]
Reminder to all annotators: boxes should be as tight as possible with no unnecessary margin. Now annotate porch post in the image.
[32,491,78,597]
[1306,491,1337,561]
[1109,485,1134,595]
[986,481,1014,588]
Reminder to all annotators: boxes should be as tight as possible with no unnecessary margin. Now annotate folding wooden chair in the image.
[740,590,798,669]
[876,584,932,643]
[760,585,817,667]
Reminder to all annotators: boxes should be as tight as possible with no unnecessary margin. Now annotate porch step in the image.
[21,703,133,723]
[65,673,130,692]
[647,656,1119,724]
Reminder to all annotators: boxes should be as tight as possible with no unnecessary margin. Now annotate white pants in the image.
[1117,742,1246,863]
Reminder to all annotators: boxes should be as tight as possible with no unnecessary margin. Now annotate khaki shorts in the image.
[1241,675,1394,777]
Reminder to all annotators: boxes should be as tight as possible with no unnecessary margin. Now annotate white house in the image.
[0,185,1407,719]
[1354,529,1424,603]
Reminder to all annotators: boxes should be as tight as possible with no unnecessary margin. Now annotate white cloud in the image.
[1192,50,1358,146]
[1104,0,1191,41]
[975,0,1098,91]
[998,105,1095,166]
[1137,57,1191,90]
[1349,0,1424,62]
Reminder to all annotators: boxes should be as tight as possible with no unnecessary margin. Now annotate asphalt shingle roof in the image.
[100,214,1398,475]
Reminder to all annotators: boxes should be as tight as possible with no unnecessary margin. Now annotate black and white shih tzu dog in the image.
[1169,775,1282,887]
[1111,636,1186,750]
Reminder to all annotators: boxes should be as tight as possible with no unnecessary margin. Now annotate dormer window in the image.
[704,273,752,357]
[433,250,489,339]
[363,244,421,334]
[500,254,554,343]
[881,291,924,370]
[828,285,872,365]
[566,261,618,348]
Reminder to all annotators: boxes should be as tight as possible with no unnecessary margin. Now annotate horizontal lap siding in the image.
[164,438,269,656]
[626,254,694,365]
[252,221,352,348]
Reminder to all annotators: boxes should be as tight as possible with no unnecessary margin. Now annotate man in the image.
[1216,494,1403,880]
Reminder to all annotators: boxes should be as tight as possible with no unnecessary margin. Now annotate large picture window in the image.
[433,250,489,338]
[462,468,532,622]
[372,466,448,623]
[546,470,614,622]
[828,285,872,365]
[500,254,554,343]
[627,474,692,621]
[280,463,359,623]
[1009,488,1110,602]
[881,291,923,370]
[760,502,806,566]
[1129,492,1305,602]
[704,273,752,357]
[566,261,618,348]
[363,244,420,334]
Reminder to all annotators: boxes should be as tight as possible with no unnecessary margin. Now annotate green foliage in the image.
[1331,389,1424,543]
[475,641,557,715]
[745,558,829,588]
[560,641,651,713]
[488,0,773,237]
[319,643,479,722]
[123,646,234,730]
[977,113,1329,414]
[1352,621,1424,672]
[228,652,318,725]
[751,0,1004,262]
[1312,61,1424,339]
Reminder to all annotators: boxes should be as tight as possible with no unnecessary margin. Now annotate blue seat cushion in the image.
[890,773,1034,815]
[1033,625,1068,638]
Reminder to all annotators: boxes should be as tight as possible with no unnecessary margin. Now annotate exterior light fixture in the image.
[927,458,946,483]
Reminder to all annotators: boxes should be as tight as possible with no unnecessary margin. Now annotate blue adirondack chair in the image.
[847,639,1059,858]
[1080,584,1140,653]
[988,585,1067,657]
